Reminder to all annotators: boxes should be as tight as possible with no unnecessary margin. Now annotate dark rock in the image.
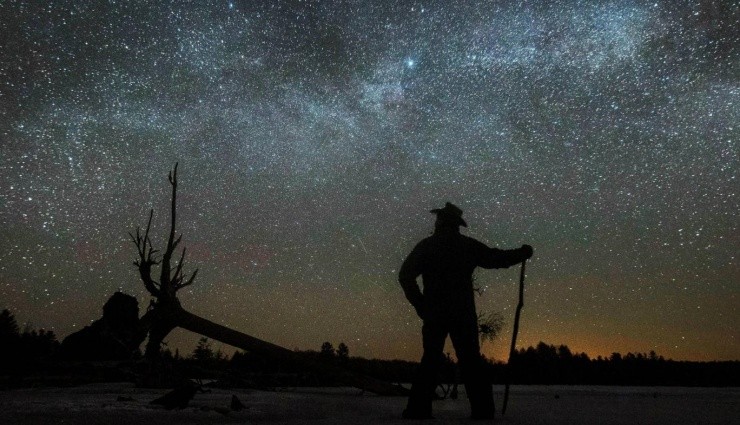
[59,292,146,361]
[230,394,246,411]
[150,383,198,410]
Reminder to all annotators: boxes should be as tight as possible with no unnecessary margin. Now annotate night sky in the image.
[1,1,737,362]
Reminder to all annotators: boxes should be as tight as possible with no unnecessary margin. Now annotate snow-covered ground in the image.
[1,383,737,424]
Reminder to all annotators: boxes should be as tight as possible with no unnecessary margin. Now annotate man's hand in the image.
[521,244,533,260]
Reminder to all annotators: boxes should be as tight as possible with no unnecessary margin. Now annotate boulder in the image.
[60,292,146,361]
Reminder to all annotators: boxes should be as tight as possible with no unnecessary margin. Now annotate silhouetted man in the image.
[399,202,533,420]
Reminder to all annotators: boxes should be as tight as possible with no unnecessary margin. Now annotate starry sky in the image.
[1,0,738,362]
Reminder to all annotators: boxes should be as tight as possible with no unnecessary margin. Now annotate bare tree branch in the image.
[159,163,179,296]
[177,268,199,290]
[130,209,162,298]
[172,234,183,251]
[172,247,187,286]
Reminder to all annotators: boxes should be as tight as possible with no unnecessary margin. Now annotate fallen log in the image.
[176,308,408,396]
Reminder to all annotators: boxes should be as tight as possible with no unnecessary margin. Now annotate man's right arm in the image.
[399,243,424,317]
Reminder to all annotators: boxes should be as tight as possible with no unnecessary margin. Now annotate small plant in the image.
[478,311,505,345]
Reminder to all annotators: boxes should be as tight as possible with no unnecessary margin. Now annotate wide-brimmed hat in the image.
[430,202,467,227]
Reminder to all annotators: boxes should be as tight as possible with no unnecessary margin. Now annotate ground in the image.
[1,383,737,424]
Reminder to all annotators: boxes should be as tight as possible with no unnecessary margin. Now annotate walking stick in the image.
[502,259,526,416]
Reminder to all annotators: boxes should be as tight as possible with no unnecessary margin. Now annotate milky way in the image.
[1,1,738,361]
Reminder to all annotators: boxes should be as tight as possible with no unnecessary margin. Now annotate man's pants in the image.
[405,318,494,418]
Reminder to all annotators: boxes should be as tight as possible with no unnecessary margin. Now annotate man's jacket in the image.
[399,229,526,322]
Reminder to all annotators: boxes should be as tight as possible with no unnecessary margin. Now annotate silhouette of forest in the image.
[1,308,737,389]
[502,342,738,387]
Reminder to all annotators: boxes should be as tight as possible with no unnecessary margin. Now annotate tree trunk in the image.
[174,308,408,396]
[140,299,181,359]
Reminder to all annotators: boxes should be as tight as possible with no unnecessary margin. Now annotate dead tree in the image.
[131,163,406,396]
[131,163,197,358]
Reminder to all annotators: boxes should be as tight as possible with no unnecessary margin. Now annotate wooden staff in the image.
[502,259,526,415]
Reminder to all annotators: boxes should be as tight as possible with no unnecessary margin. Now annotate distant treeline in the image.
[500,342,739,387]
[171,339,739,388]
[1,309,738,387]
[159,338,419,387]
[0,309,60,375]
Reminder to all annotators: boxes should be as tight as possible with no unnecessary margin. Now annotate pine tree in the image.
[337,342,349,361]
